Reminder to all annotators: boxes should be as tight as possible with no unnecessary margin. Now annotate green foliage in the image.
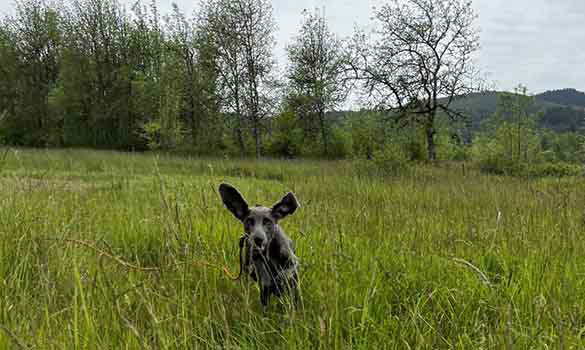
[327,126,353,158]
[447,89,585,137]
[436,132,469,161]
[266,110,304,158]
[0,0,61,146]
[403,135,427,161]
[472,121,542,175]
[358,143,409,177]
[0,0,223,152]
[540,131,585,163]
[524,162,583,177]
[0,0,583,166]
[388,124,428,161]
[349,112,384,159]
[139,120,185,151]
[470,87,568,176]
[350,117,411,177]
[286,8,347,156]
[471,126,584,177]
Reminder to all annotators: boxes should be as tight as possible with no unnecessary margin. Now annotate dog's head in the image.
[219,183,299,253]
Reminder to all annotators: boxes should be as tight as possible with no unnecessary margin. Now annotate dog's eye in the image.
[244,218,254,229]
[263,218,273,226]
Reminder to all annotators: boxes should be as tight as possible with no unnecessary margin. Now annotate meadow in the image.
[0,148,584,349]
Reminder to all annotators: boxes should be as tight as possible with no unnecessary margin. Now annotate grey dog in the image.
[219,183,301,307]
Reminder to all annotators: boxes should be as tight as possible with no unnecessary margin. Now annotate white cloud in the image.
[472,0,585,93]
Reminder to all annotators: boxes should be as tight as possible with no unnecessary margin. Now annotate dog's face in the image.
[242,206,277,253]
[218,183,299,253]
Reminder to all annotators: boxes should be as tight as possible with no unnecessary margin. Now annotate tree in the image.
[59,0,137,147]
[164,4,220,151]
[0,0,62,145]
[349,0,481,160]
[494,85,540,163]
[200,0,276,158]
[0,25,19,130]
[471,86,543,173]
[286,8,347,156]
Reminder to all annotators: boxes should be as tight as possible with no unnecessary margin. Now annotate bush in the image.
[436,133,469,161]
[400,136,426,161]
[524,162,584,177]
[540,132,585,163]
[328,126,353,158]
[266,111,304,158]
[139,121,185,151]
[372,144,408,174]
[471,120,543,176]
[354,142,409,177]
[350,112,381,159]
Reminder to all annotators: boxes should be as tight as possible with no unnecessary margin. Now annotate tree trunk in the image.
[253,119,261,158]
[234,87,246,156]
[236,119,245,156]
[189,94,197,146]
[319,109,328,156]
[425,122,436,161]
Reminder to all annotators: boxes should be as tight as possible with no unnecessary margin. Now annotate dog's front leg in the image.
[253,258,272,310]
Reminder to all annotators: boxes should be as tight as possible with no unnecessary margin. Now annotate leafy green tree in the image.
[350,112,379,159]
[495,85,540,163]
[200,0,277,158]
[266,110,303,158]
[58,0,136,147]
[286,8,347,156]
[164,4,221,152]
[0,0,62,145]
[472,86,543,174]
[0,26,19,135]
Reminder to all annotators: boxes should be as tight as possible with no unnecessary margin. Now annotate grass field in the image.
[0,148,584,349]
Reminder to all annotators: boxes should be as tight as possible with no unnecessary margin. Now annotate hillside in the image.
[328,89,584,135]
[448,89,585,133]
[535,88,585,108]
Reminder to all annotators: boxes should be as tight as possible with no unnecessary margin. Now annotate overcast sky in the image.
[1,0,584,94]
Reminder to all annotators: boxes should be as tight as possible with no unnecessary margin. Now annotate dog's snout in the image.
[253,236,265,248]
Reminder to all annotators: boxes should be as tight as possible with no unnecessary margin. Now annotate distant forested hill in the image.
[446,89,585,133]
[535,88,585,108]
[331,89,585,136]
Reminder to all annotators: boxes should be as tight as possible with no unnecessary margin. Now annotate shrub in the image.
[266,111,304,158]
[472,120,543,176]
[436,133,469,161]
[354,142,409,177]
[328,126,353,158]
[524,162,584,177]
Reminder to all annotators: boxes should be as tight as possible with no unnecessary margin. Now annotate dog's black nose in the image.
[254,236,265,247]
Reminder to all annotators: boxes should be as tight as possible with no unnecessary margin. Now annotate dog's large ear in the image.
[219,183,249,221]
[271,192,300,220]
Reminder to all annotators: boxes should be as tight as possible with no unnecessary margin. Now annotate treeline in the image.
[0,0,584,173]
[536,88,585,108]
[0,0,343,155]
[0,0,221,151]
[0,0,483,160]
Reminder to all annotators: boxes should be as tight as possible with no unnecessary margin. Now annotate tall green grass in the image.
[0,147,584,349]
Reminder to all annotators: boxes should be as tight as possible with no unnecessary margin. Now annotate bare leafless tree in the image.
[349,0,481,160]
[286,8,348,156]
